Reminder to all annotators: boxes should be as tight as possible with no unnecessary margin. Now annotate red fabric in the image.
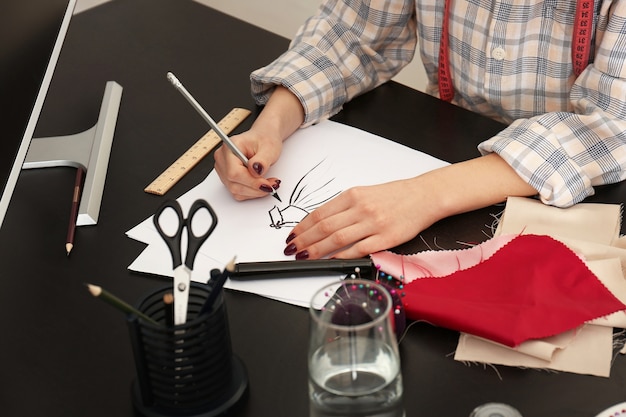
[400,234,626,347]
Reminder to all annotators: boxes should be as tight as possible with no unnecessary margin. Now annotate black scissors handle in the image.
[153,200,186,268]
[153,199,218,270]
[184,199,218,269]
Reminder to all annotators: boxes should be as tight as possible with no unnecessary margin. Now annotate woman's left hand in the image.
[283,178,438,259]
[282,153,539,260]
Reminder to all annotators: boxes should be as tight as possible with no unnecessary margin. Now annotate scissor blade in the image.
[173,266,192,325]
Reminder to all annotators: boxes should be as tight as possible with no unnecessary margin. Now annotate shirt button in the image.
[492,47,506,60]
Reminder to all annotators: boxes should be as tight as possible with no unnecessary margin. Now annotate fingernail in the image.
[295,250,309,260]
[252,162,264,175]
[272,180,281,190]
[284,243,297,256]
[259,184,273,193]
[286,232,296,244]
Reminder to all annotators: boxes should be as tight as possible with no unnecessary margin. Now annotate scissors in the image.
[153,199,218,325]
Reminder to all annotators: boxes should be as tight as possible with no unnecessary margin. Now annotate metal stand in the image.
[24,81,123,225]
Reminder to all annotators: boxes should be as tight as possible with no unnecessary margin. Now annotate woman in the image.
[214,0,626,260]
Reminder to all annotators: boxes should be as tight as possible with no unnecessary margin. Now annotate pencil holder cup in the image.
[126,282,247,417]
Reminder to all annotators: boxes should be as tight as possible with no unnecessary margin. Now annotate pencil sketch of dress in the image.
[268,159,341,229]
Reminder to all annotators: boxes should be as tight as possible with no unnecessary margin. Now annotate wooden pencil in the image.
[86,283,159,326]
[66,166,85,256]
[162,292,174,327]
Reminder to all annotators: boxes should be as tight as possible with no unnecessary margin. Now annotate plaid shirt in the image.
[251,0,626,207]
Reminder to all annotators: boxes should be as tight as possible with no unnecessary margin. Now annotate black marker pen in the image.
[230,258,375,280]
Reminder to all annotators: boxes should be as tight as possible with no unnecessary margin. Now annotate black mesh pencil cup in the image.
[127,283,247,417]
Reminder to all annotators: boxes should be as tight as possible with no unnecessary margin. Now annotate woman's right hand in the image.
[213,129,284,201]
[214,85,305,201]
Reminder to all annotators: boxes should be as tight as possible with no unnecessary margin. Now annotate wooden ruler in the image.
[144,107,251,195]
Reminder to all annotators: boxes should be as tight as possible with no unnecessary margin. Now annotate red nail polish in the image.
[284,243,297,256]
[259,184,273,193]
[286,233,296,244]
[252,162,264,175]
[295,250,309,260]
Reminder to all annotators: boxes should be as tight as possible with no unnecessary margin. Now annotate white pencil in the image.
[166,72,281,202]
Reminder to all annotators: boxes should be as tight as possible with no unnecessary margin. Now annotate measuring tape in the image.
[438,0,454,102]
[572,0,593,76]
[144,107,251,195]
[438,0,593,101]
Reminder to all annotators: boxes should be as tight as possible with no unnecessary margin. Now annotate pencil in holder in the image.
[127,282,247,417]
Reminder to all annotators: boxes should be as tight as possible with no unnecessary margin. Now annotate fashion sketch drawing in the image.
[268,158,341,229]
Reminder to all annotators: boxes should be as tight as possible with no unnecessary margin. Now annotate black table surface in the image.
[1,1,625,416]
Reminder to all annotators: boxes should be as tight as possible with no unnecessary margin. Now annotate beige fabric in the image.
[455,325,613,377]
[494,197,621,245]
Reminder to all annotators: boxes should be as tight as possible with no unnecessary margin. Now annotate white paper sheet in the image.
[127,120,449,307]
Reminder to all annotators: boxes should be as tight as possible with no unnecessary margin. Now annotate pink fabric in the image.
[372,234,626,347]
[372,234,517,284]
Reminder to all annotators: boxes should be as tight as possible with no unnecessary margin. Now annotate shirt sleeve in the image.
[478,2,626,207]
[250,0,417,127]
